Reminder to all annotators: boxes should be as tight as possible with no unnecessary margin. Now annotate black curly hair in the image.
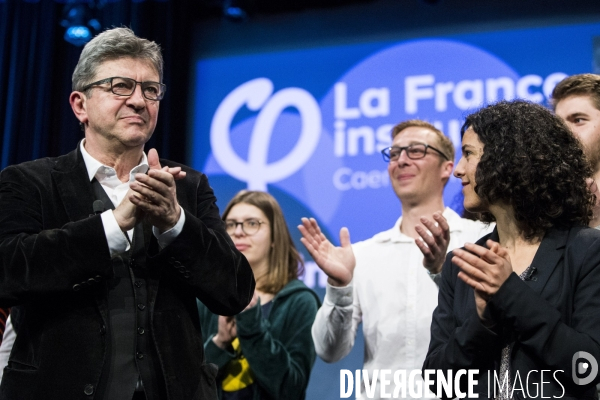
[461,100,594,239]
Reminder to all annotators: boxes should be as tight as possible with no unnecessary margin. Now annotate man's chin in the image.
[583,142,600,171]
[121,131,154,147]
[393,187,423,203]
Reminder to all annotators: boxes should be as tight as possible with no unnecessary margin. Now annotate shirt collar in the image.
[373,207,463,243]
[80,139,149,182]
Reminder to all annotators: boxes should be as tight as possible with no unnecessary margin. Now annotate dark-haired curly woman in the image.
[423,100,600,399]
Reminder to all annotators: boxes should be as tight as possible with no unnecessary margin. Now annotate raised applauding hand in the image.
[114,148,187,233]
[415,211,450,274]
[298,218,355,287]
[452,240,512,322]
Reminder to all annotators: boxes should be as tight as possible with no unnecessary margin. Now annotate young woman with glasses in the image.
[197,190,320,400]
[423,100,600,399]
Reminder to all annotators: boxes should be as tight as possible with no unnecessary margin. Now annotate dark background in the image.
[2,0,600,169]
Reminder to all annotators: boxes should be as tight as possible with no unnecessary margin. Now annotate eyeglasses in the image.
[381,143,449,162]
[225,218,265,236]
[81,76,166,101]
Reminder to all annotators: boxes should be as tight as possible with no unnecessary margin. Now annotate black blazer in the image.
[0,147,254,400]
[423,226,600,400]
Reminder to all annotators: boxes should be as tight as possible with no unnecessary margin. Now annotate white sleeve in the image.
[152,205,186,249]
[311,280,362,363]
[101,210,130,256]
[0,316,16,382]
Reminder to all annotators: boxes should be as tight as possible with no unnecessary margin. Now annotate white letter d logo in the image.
[572,351,598,385]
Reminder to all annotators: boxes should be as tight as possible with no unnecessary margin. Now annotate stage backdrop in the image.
[191,21,600,399]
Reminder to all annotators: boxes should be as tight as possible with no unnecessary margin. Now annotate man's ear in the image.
[441,160,454,181]
[69,91,88,125]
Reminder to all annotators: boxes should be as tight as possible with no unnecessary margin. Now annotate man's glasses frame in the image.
[225,219,265,236]
[381,143,449,162]
[80,76,167,101]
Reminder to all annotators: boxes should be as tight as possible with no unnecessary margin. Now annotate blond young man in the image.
[299,120,491,399]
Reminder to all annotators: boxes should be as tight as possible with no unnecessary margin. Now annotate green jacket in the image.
[197,279,321,400]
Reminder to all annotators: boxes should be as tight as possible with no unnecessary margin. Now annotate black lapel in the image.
[484,226,566,295]
[52,144,111,317]
[50,144,95,223]
[526,227,568,295]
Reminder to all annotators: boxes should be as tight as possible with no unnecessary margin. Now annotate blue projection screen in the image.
[191,21,600,399]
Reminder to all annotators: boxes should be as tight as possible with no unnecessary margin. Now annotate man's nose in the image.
[126,84,147,107]
[395,148,412,164]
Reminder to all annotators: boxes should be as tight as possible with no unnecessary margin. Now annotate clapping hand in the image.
[298,218,355,287]
[452,240,512,322]
[213,315,237,349]
[114,148,187,232]
[415,211,450,274]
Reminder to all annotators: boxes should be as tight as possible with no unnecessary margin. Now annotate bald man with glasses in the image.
[299,119,491,399]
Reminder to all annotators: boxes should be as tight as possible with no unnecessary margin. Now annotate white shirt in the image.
[80,140,185,256]
[311,207,493,399]
[0,316,15,382]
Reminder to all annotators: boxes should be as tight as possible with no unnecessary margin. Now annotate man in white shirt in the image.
[552,74,600,229]
[299,120,491,399]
